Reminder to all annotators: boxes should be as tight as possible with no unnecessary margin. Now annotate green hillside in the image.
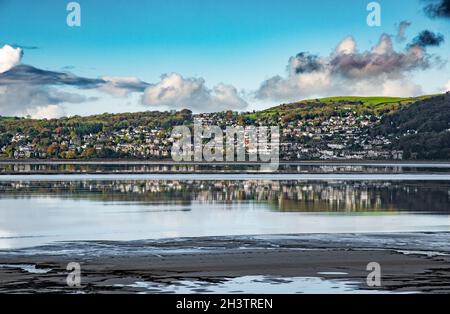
[372,93,450,159]
[243,95,436,122]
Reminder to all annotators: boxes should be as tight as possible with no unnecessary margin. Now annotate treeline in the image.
[0,109,193,159]
[372,94,450,159]
[0,109,193,136]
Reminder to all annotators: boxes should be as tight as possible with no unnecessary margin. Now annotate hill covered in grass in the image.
[242,95,436,123]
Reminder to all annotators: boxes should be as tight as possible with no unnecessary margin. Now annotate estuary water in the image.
[0,163,449,249]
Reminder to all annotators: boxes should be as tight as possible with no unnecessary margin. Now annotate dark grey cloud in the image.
[330,34,431,79]
[0,65,105,88]
[0,43,39,50]
[113,79,149,93]
[396,21,411,42]
[0,64,150,93]
[424,0,450,18]
[12,44,39,50]
[410,30,445,48]
[329,49,427,79]
[292,52,323,74]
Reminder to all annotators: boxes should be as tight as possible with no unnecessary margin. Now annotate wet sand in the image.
[1,233,450,294]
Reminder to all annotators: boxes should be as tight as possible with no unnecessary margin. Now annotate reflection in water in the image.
[0,177,450,249]
[1,180,449,213]
[2,163,450,174]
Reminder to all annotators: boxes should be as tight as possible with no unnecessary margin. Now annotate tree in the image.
[81,147,95,158]
[46,144,59,156]
[65,151,76,159]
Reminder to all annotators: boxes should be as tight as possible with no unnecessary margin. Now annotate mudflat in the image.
[1,233,450,293]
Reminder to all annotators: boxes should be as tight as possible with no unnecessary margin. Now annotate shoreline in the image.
[1,232,450,293]
[1,160,449,176]
[1,160,450,166]
[1,173,450,181]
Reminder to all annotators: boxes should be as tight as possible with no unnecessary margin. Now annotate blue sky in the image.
[0,0,449,117]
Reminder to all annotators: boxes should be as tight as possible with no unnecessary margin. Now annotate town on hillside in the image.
[1,95,449,161]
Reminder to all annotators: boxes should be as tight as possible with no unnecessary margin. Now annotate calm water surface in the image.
[1,168,450,249]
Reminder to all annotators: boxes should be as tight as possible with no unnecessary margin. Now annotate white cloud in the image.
[25,105,66,119]
[336,36,356,55]
[445,80,450,92]
[371,34,392,55]
[0,85,92,118]
[256,33,437,102]
[0,45,22,74]
[351,78,422,97]
[142,73,248,112]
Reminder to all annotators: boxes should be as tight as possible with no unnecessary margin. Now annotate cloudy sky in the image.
[0,0,450,118]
